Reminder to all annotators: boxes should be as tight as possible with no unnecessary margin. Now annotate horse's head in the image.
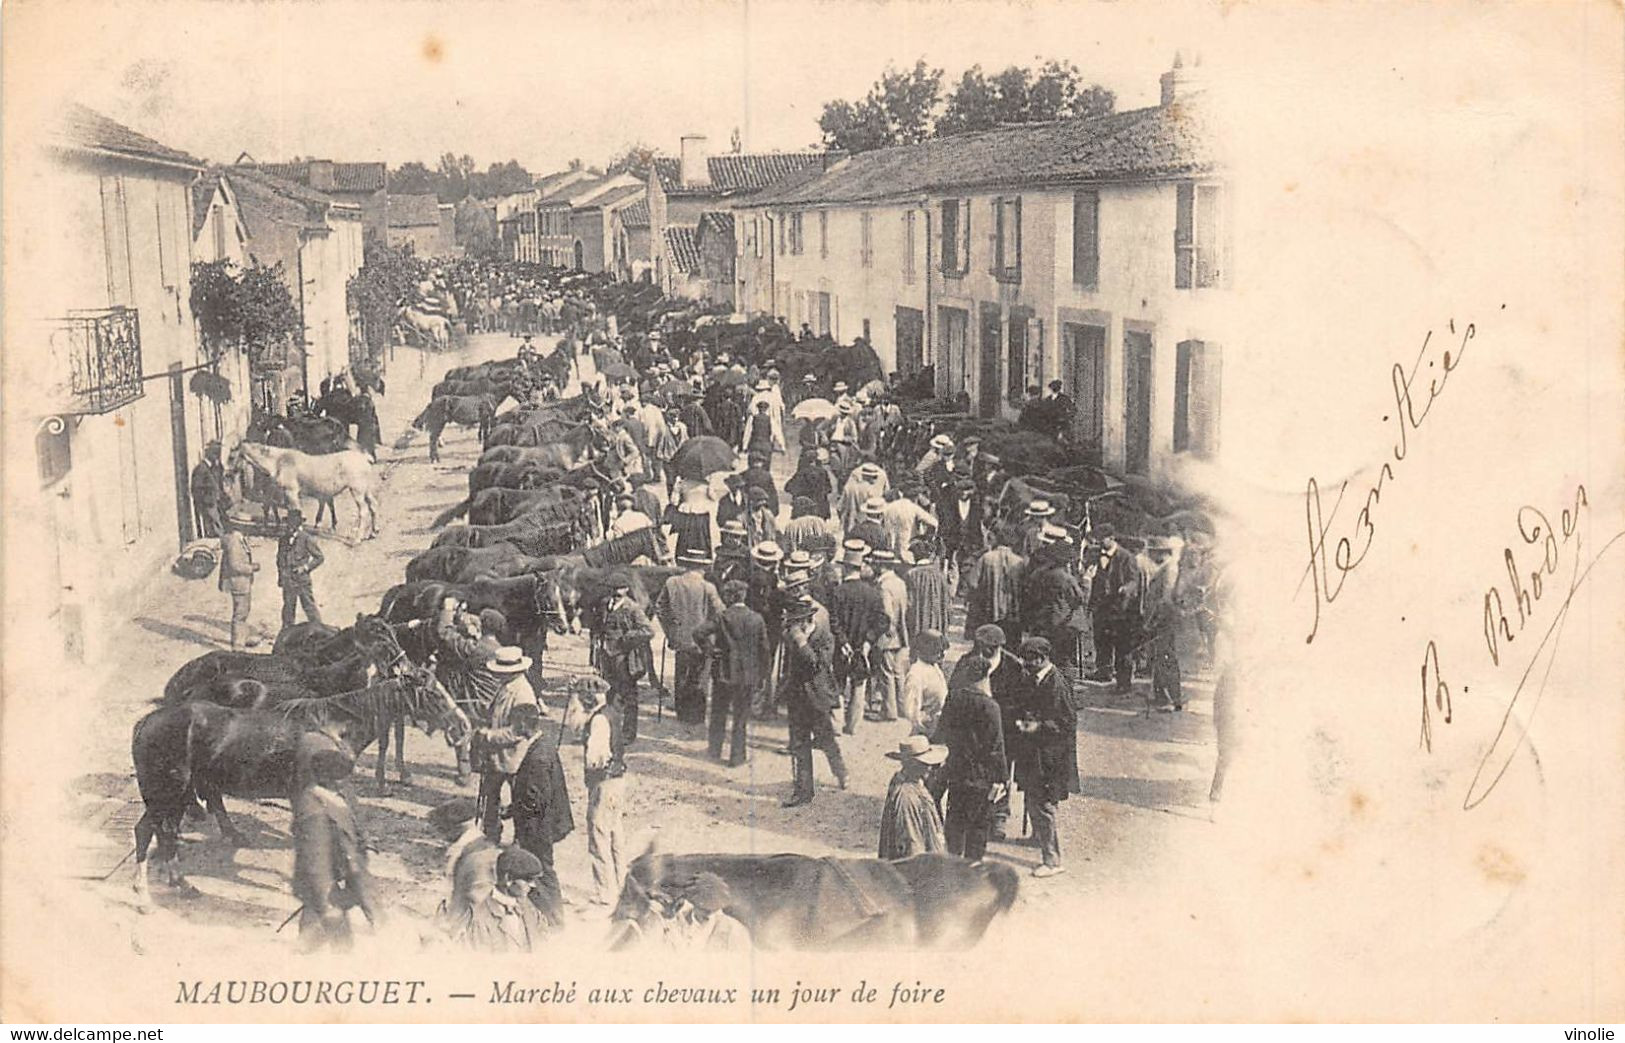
[402,662,471,747]
[534,569,579,636]
[354,615,409,671]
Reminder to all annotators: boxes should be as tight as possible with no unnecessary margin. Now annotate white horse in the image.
[397,306,451,351]
[235,441,381,540]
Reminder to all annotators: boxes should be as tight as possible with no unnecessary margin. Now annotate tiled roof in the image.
[387,193,442,228]
[752,99,1219,206]
[257,160,387,192]
[583,184,645,210]
[540,175,605,205]
[695,210,734,248]
[664,225,700,274]
[225,167,333,237]
[191,173,223,238]
[54,104,204,169]
[653,152,829,196]
[619,199,650,229]
[534,169,589,195]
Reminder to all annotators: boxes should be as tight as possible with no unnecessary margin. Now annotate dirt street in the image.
[69,331,1222,957]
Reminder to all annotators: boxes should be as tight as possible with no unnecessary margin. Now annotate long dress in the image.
[878,772,947,859]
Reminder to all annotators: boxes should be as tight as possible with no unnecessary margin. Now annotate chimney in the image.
[307,160,336,191]
[679,136,711,188]
[1160,52,1206,106]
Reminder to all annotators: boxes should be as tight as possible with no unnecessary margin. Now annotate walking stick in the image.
[275,905,304,933]
[657,637,667,722]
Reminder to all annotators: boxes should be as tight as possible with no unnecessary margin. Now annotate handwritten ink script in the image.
[1419,484,1625,808]
[1300,318,1479,644]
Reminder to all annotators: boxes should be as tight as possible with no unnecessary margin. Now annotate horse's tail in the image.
[431,496,471,528]
[982,861,1021,917]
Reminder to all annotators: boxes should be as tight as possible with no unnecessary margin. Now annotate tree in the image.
[605,143,659,179]
[871,57,1118,141]
[390,161,435,195]
[818,58,944,153]
[454,197,500,258]
[348,233,427,358]
[190,260,302,372]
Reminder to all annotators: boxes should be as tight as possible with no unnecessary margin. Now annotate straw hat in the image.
[751,540,784,566]
[486,646,534,674]
[840,538,870,567]
[885,734,948,765]
[676,548,714,568]
[929,433,954,451]
[1025,499,1057,518]
[862,495,886,517]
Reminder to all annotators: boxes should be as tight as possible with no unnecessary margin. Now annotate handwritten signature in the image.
[1418,483,1625,809]
[1301,320,1478,643]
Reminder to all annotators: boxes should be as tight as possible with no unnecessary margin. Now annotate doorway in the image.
[1064,323,1106,465]
[894,307,923,377]
[1123,328,1153,475]
[978,303,1003,418]
[168,362,195,546]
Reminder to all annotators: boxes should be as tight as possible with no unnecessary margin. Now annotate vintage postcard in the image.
[2,0,1621,1025]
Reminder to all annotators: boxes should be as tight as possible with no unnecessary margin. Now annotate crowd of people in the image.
[201,256,1223,954]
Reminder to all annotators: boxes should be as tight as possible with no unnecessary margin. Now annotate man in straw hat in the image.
[878,735,949,860]
[781,595,848,806]
[473,647,540,842]
[218,512,262,651]
[654,547,724,725]
[848,495,889,555]
[915,431,955,477]
[839,460,888,531]
[1021,498,1059,559]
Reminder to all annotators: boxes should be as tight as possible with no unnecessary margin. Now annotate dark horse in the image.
[131,665,469,908]
[609,851,1019,951]
[413,394,497,463]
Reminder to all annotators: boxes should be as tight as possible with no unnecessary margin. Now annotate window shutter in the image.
[1173,340,1194,452]
[1073,190,1099,288]
[1029,317,1044,386]
[1013,197,1022,277]
[1196,185,1221,286]
[959,199,971,274]
[1175,184,1195,289]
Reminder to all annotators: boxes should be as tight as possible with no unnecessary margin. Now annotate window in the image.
[860,212,873,267]
[818,211,828,258]
[940,198,970,275]
[1174,340,1222,457]
[1175,183,1229,289]
[1072,189,1099,289]
[211,205,226,261]
[1006,312,1027,397]
[903,210,918,283]
[790,212,804,255]
[751,218,761,258]
[992,196,1021,281]
[778,214,787,255]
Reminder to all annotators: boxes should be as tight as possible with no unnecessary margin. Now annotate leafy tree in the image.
[454,198,500,258]
[606,143,659,179]
[818,59,943,153]
[348,233,427,358]
[390,161,435,195]
[190,260,302,372]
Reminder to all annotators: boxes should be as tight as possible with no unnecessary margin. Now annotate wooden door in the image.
[894,307,924,376]
[1123,328,1153,475]
[938,306,968,398]
[1064,323,1106,465]
[978,303,1003,418]
[169,362,194,546]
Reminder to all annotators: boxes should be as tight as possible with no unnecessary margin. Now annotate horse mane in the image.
[275,677,407,724]
[579,525,660,568]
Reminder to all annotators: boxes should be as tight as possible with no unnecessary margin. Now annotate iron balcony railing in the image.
[49,306,144,414]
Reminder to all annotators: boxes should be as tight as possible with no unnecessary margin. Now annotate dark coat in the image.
[1022,565,1086,633]
[828,577,889,652]
[932,688,1007,789]
[696,602,770,690]
[784,616,840,712]
[276,526,324,587]
[784,465,833,520]
[1009,665,1080,802]
[512,729,575,845]
[291,784,378,921]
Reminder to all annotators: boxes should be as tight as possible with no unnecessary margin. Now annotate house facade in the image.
[693,211,737,305]
[6,106,207,663]
[227,166,365,405]
[255,158,389,243]
[738,63,1229,478]
[534,173,642,273]
[188,172,255,448]
[386,193,457,257]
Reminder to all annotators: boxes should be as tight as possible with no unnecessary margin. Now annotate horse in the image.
[162,638,402,705]
[413,395,496,462]
[509,422,605,472]
[432,377,515,404]
[404,543,551,585]
[131,666,469,907]
[608,851,1019,951]
[269,614,401,661]
[466,460,556,497]
[246,412,353,455]
[430,512,583,557]
[432,476,593,528]
[397,305,451,351]
[233,441,380,541]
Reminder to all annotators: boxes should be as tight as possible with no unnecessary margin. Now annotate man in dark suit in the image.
[827,541,890,735]
[781,595,848,805]
[276,508,324,629]
[932,656,1007,862]
[1011,636,1080,877]
[695,579,769,765]
[190,441,227,538]
[1044,380,1076,441]
[948,624,1025,837]
[1086,527,1135,688]
[510,722,574,927]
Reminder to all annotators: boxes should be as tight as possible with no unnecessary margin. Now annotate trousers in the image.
[228,589,253,649]
[511,820,563,926]
[280,581,321,629]
[1148,627,1183,708]
[673,649,709,723]
[587,775,628,904]
[869,647,906,720]
[709,681,751,765]
[1029,796,1061,866]
[477,771,513,842]
[945,783,993,862]
[789,701,847,800]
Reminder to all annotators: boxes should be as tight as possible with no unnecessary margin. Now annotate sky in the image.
[7,0,1224,174]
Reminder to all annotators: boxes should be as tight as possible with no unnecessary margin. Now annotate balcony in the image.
[49,307,144,414]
